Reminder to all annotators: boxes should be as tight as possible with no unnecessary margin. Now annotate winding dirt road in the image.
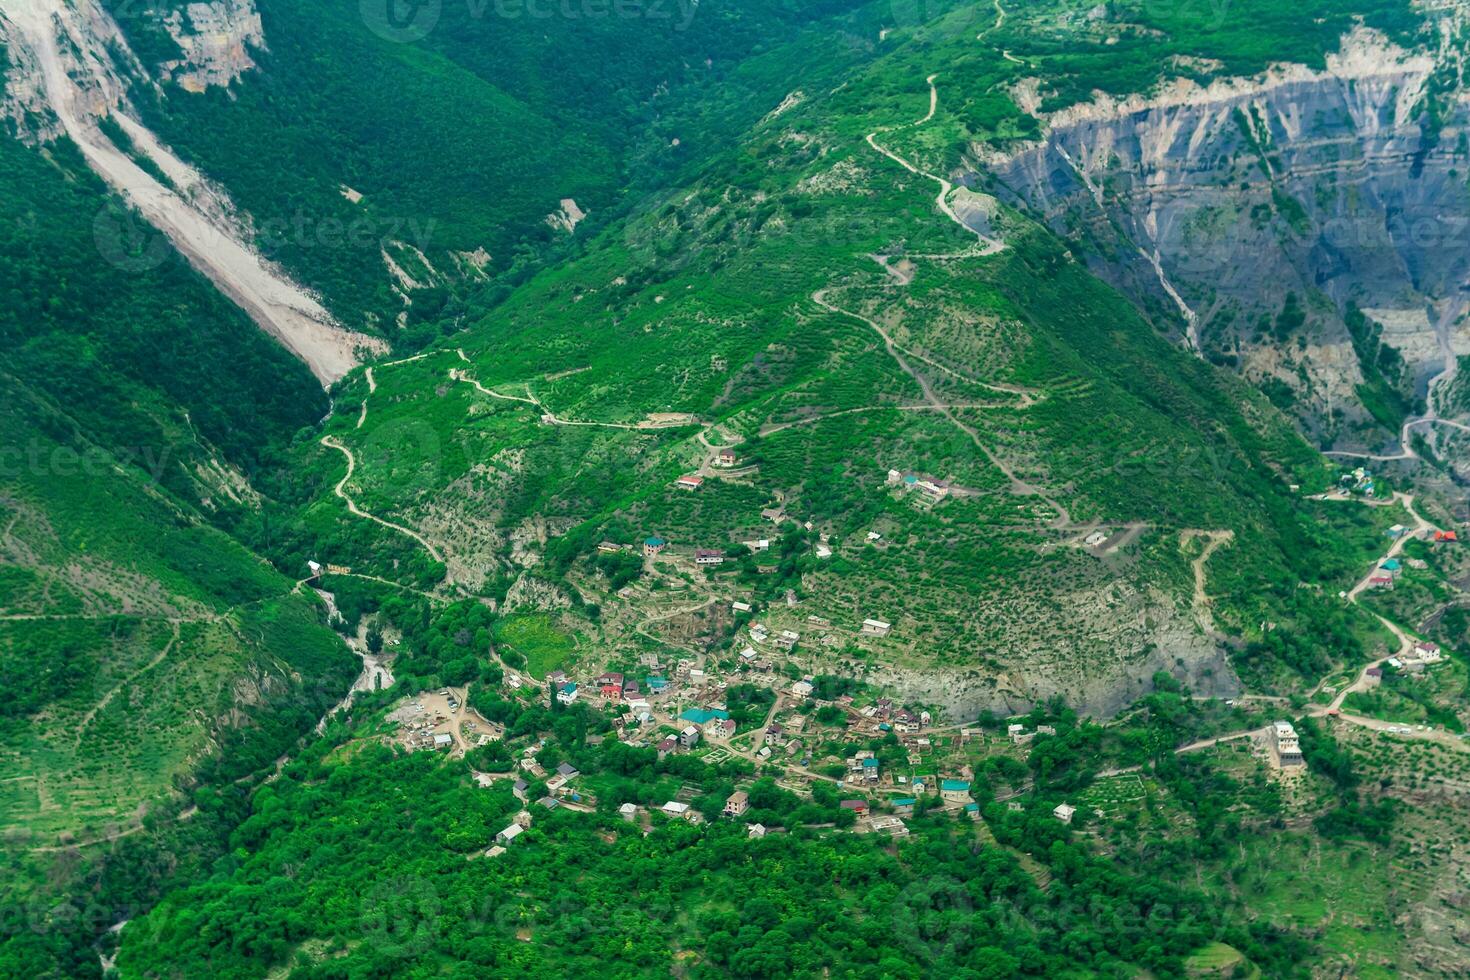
[812,289,1071,526]
[1180,529,1234,632]
[1181,492,1447,749]
[1325,295,1468,462]
[320,435,449,573]
[865,75,1006,256]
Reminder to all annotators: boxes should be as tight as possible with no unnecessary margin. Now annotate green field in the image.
[494,614,580,679]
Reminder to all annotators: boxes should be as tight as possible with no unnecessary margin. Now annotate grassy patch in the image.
[494,614,579,679]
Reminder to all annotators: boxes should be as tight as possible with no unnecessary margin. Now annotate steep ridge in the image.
[983,25,1470,456]
[0,0,381,384]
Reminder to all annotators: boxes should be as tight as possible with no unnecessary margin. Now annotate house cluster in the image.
[1342,467,1376,497]
[1005,723,1056,746]
[1369,556,1403,590]
[848,750,881,785]
[886,468,951,504]
[641,534,727,569]
[511,747,593,810]
[679,706,737,740]
[550,666,687,731]
[746,621,800,651]
[1385,639,1446,675]
[487,809,535,858]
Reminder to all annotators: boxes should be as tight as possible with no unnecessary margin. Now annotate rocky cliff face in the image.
[982,27,1470,453]
[160,0,266,94]
[0,0,381,384]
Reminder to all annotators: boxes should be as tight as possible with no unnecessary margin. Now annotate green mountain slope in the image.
[105,0,886,335]
[277,51,1375,712]
[0,131,354,974]
[3,0,1467,976]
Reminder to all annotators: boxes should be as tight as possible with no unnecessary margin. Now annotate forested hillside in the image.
[104,0,887,336]
[0,83,353,980]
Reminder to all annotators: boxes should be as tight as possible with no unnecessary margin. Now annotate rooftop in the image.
[680,708,731,724]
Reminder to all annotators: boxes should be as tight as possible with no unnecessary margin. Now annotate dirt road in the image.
[812,289,1070,525]
[1181,492,1443,747]
[1180,529,1234,631]
[865,76,1006,256]
[320,435,450,573]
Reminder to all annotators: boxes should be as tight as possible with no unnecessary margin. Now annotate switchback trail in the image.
[320,435,450,575]
[1178,492,1444,750]
[865,75,1006,257]
[452,349,665,430]
[812,289,1070,526]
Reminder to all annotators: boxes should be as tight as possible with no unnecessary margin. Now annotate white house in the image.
[707,717,736,739]
[860,619,891,637]
[1053,803,1076,824]
[1272,721,1304,767]
[661,801,691,817]
[1414,640,1443,662]
[496,823,525,845]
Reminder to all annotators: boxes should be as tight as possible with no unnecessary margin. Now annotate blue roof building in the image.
[679,708,730,725]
